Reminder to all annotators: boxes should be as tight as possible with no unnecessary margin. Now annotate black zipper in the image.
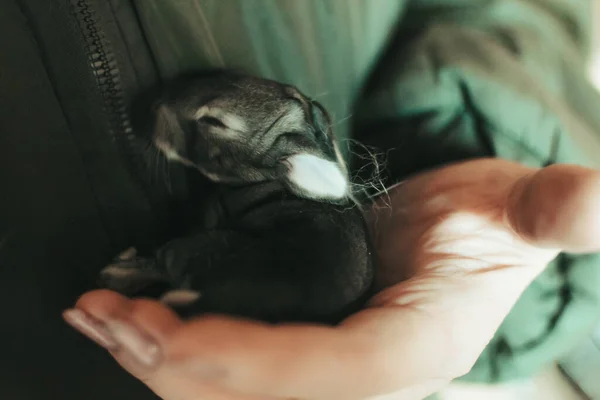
[70,0,154,202]
[67,0,192,254]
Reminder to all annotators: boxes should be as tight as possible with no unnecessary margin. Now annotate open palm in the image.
[65,158,600,400]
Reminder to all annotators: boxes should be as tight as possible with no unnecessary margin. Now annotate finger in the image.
[67,291,282,400]
[69,290,192,397]
[507,164,600,253]
[73,290,182,373]
[74,289,184,346]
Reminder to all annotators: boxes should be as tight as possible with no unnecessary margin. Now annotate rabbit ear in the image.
[281,153,349,200]
[153,104,188,161]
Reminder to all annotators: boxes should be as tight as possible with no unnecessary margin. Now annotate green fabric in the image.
[132,0,408,148]
[354,0,600,383]
[131,0,600,384]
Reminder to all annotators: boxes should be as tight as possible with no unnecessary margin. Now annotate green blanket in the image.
[132,0,600,383]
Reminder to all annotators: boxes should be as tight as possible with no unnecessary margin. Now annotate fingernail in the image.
[105,320,161,367]
[63,309,119,350]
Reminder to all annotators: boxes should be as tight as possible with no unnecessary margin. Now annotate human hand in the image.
[63,158,600,400]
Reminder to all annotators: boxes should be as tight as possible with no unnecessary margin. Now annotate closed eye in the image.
[198,116,227,129]
[269,131,315,158]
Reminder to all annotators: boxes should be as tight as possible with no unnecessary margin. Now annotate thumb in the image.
[507,164,600,253]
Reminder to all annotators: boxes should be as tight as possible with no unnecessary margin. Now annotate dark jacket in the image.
[1,1,599,398]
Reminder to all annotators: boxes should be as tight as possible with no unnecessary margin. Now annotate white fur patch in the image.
[155,136,223,181]
[155,138,184,161]
[194,106,246,137]
[154,138,197,170]
[286,154,348,199]
[160,289,201,307]
[193,106,212,120]
[221,113,247,132]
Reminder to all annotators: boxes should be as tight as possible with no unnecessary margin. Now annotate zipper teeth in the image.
[72,0,130,139]
[70,0,150,188]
